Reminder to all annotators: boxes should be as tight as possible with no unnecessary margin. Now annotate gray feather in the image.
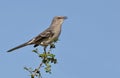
[7,42,29,52]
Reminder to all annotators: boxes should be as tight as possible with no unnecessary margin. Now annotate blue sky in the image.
[1,0,120,78]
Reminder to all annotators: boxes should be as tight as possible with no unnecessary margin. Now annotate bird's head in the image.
[54,16,67,20]
[52,16,67,25]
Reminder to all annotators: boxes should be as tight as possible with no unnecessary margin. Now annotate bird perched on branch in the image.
[7,16,67,52]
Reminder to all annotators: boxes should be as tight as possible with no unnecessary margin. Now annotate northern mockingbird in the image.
[7,16,67,52]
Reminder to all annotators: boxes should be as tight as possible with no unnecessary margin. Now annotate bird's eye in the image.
[57,17,62,19]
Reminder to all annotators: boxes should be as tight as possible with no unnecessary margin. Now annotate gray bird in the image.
[7,16,67,52]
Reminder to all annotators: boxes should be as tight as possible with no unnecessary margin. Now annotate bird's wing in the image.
[7,29,54,52]
[28,28,54,46]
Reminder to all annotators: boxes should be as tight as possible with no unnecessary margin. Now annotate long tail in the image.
[7,42,29,52]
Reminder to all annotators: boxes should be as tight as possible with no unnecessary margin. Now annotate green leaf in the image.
[31,75,34,78]
[47,54,55,58]
[54,59,57,64]
[50,44,56,49]
[32,48,39,54]
[45,64,51,73]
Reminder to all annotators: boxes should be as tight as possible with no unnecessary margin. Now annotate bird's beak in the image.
[63,16,68,19]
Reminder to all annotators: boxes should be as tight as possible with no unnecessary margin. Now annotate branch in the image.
[24,43,57,78]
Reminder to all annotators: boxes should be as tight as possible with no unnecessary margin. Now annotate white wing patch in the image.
[28,38,35,44]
